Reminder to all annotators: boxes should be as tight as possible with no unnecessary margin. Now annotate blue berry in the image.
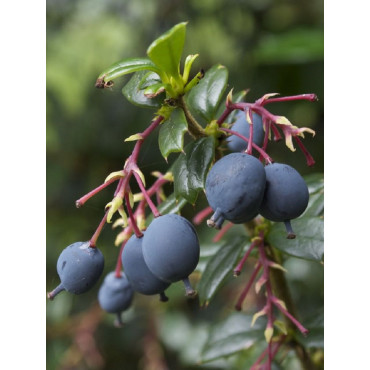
[48,241,104,300]
[259,163,309,238]
[98,271,134,327]
[121,233,170,300]
[142,214,199,296]
[205,153,266,228]
[227,110,264,152]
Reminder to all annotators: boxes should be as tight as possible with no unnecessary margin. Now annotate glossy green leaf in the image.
[122,71,162,108]
[158,109,188,160]
[200,313,265,363]
[147,22,187,79]
[267,216,324,262]
[171,137,215,204]
[97,57,161,85]
[186,64,229,124]
[147,193,188,224]
[197,236,247,306]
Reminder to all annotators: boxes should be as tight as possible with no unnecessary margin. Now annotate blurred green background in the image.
[46,0,323,369]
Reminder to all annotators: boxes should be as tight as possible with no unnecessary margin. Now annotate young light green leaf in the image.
[147,22,187,81]
[96,58,161,87]
[200,313,265,363]
[186,64,229,124]
[267,216,324,262]
[104,170,125,183]
[158,108,188,160]
[124,133,143,142]
[106,196,123,223]
[264,327,274,343]
[171,136,215,204]
[197,236,246,306]
[122,71,162,108]
[274,320,288,335]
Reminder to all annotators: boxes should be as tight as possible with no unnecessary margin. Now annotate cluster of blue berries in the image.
[206,110,309,238]
[48,214,200,325]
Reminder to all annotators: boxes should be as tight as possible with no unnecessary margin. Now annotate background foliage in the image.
[46,0,323,369]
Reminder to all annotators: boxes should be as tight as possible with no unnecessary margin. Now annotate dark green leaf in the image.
[172,137,215,204]
[147,193,188,224]
[186,64,229,124]
[201,313,265,363]
[158,109,188,159]
[97,57,160,83]
[147,22,187,79]
[197,236,247,306]
[267,216,324,262]
[122,71,162,108]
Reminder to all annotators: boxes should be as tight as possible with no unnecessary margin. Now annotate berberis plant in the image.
[48,22,323,369]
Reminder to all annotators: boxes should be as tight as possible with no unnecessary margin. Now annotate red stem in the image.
[293,136,316,167]
[124,192,143,238]
[261,94,318,105]
[246,109,254,155]
[235,262,262,311]
[213,222,233,242]
[216,106,233,126]
[89,210,109,248]
[115,239,129,278]
[76,177,118,208]
[220,127,272,164]
[271,296,309,336]
[133,171,161,217]
[193,206,213,225]
[234,238,260,276]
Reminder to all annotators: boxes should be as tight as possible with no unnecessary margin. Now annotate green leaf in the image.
[267,216,324,262]
[147,193,188,224]
[201,313,265,363]
[96,57,161,85]
[186,64,229,124]
[122,71,162,108]
[197,236,247,306]
[147,22,187,80]
[158,109,188,160]
[171,137,215,204]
